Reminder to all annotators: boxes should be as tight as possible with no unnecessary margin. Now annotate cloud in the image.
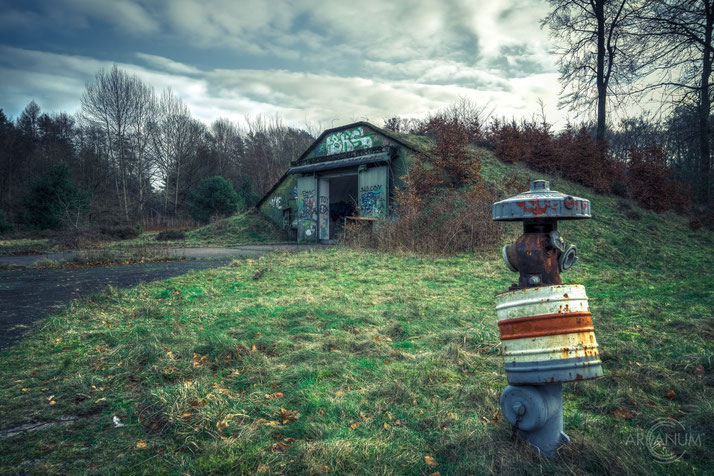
[135,53,201,75]
[0,46,565,129]
[0,0,568,128]
[0,2,43,30]
[59,0,160,34]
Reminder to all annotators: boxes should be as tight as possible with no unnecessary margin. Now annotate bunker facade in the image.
[257,122,422,242]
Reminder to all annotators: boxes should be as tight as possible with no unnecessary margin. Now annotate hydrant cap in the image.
[492,180,592,221]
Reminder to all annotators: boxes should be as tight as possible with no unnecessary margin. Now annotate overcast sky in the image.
[0,0,569,130]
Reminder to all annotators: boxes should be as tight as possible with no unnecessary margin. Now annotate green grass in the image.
[184,210,287,246]
[103,210,287,251]
[0,156,713,474]
[0,210,286,259]
[0,237,53,256]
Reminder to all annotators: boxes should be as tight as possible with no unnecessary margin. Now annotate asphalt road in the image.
[0,258,234,349]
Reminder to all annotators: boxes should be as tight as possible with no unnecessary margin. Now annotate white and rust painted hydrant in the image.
[492,180,603,457]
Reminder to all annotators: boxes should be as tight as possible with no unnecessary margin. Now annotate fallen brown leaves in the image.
[614,408,635,419]
[272,441,290,453]
[192,353,209,367]
[279,407,300,424]
[424,455,438,468]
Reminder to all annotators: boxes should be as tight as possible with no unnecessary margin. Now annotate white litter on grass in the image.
[112,416,124,427]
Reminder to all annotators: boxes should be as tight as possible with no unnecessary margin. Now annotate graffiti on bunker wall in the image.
[318,195,329,238]
[360,184,386,217]
[298,190,316,237]
[269,196,283,209]
[325,127,374,155]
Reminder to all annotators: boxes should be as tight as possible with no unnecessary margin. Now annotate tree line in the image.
[0,65,314,229]
[543,0,713,206]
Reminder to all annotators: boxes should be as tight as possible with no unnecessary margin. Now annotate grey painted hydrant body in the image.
[492,180,603,457]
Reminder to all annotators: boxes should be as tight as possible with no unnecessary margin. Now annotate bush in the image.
[156,230,186,241]
[610,180,629,198]
[24,162,90,230]
[50,229,111,249]
[98,226,140,241]
[0,210,12,234]
[626,146,691,213]
[345,119,501,254]
[187,176,244,224]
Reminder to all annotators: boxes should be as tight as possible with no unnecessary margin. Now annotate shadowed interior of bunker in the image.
[324,173,357,239]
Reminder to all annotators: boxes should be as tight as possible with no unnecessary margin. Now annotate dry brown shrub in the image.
[408,99,488,144]
[346,118,501,255]
[627,146,691,213]
[491,119,525,163]
[488,118,694,216]
[49,229,112,249]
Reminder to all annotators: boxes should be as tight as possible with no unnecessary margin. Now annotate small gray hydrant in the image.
[492,180,604,456]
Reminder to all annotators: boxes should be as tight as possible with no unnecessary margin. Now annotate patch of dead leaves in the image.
[614,408,634,419]
[192,353,209,367]
[279,407,300,424]
[272,441,290,453]
[424,455,438,468]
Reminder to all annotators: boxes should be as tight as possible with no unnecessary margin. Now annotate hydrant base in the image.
[501,383,567,457]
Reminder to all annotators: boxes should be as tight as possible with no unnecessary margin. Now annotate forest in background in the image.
[0,0,712,233]
[0,65,315,231]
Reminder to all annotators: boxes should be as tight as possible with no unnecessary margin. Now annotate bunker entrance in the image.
[319,173,357,241]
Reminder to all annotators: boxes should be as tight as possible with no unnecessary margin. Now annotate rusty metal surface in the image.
[507,233,562,289]
[498,311,594,340]
[492,180,591,221]
[496,285,603,384]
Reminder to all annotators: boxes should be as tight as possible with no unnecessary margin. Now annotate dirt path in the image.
[0,258,234,349]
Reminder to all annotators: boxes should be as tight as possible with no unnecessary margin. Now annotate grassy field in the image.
[106,211,287,250]
[1,155,713,474]
[0,211,287,260]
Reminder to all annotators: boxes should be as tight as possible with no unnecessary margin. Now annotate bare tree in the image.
[150,89,204,214]
[242,115,314,196]
[80,65,146,222]
[209,118,242,177]
[129,83,156,219]
[542,0,639,143]
[635,0,713,204]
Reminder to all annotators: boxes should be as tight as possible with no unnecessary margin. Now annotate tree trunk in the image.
[119,139,130,223]
[138,172,144,219]
[595,0,607,144]
[174,160,180,214]
[698,0,713,204]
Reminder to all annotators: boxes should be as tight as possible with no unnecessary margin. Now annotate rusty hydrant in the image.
[492,180,603,456]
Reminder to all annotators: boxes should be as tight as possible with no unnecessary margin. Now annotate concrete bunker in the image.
[258,122,423,243]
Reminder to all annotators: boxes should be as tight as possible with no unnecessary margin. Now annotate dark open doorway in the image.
[326,174,357,240]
